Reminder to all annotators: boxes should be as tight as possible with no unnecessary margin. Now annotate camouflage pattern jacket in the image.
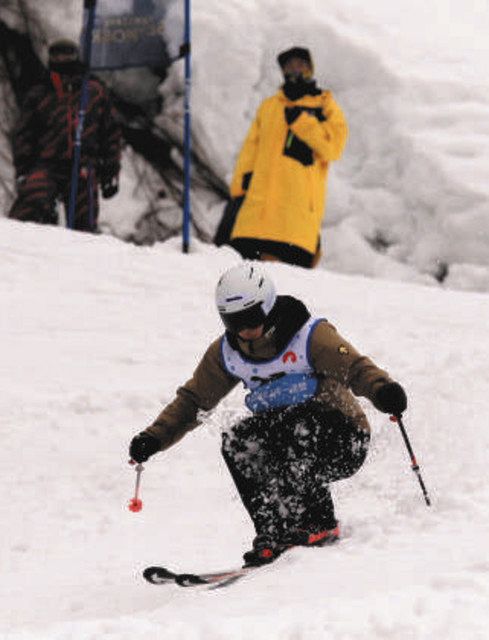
[12,72,121,181]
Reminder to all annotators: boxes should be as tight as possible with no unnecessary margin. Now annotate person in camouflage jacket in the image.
[129,263,408,566]
[8,39,122,232]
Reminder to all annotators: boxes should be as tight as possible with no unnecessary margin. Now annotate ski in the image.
[143,528,341,588]
[143,563,260,589]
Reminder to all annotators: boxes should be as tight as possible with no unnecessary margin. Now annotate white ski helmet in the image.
[215,262,277,333]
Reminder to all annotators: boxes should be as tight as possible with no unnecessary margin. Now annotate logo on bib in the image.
[283,351,297,363]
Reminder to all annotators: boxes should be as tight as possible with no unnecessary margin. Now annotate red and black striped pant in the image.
[9,163,99,232]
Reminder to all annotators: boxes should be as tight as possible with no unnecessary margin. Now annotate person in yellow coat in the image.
[227,47,348,268]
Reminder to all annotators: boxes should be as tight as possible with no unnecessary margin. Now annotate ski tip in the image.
[143,566,176,584]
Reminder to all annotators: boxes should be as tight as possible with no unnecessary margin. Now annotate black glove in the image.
[307,107,326,122]
[285,106,302,125]
[129,432,160,463]
[242,172,252,191]
[101,174,119,199]
[373,382,407,415]
[285,106,325,125]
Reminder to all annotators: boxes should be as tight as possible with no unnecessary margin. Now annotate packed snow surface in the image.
[1,219,488,639]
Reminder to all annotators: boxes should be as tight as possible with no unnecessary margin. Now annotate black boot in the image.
[242,534,287,567]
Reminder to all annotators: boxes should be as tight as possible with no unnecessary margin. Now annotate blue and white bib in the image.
[221,317,323,413]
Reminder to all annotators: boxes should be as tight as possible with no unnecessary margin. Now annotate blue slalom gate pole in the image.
[67,0,97,230]
[182,0,191,253]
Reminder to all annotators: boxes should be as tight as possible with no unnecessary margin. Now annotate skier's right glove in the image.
[373,382,407,416]
[129,432,161,463]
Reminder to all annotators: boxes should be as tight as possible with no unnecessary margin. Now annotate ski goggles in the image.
[220,303,267,334]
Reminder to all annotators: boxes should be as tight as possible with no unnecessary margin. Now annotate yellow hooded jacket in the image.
[230,89,348,255]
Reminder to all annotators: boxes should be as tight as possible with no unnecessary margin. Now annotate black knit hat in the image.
[277,47,313,70]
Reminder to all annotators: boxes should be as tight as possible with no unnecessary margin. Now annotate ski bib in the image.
[221,318,323,413]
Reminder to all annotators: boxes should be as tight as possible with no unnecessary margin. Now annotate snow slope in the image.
[1,219,488,639]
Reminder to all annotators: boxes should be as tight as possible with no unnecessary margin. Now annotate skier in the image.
[129,263,407,566]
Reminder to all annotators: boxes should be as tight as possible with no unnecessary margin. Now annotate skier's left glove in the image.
[373,382,407,415]
[101,174,119,199]
[129,432,161,463]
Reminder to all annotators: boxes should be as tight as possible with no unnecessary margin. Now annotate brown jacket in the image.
[145,319,392,452]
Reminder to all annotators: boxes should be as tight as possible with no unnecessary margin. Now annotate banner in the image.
[83,0,178,69]
[75,0,191,252]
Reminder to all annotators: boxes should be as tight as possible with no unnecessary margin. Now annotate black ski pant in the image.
[221,401,370,540]
[9,162,99,232]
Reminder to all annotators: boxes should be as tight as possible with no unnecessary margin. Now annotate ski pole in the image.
[390,414,431,506]
[128,460,144,512]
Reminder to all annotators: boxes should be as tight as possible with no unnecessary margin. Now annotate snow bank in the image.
[190,0,489,291]
[1,0,488,293]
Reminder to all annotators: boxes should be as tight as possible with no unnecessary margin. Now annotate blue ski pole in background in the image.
[67,0,96,230]
[182,0,191,253]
